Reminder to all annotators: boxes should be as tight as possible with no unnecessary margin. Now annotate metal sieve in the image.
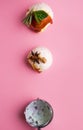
[24,98,53,130]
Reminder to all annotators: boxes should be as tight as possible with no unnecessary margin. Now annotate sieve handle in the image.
[38,127,40,130]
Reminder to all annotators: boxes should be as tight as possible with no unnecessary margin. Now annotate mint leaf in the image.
[23,12,32,26]
[33,10,48,24]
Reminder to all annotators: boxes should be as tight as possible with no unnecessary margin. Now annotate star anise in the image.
[28,51,40,64]
[28,51,47,64]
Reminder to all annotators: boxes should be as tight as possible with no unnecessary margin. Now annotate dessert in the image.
[23,3,53,32]
[27,47,53,72]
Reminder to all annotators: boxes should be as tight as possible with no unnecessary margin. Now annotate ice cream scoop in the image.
[27,47,53,72]
[23,3,53,32]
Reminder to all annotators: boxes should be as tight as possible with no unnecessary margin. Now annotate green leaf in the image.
[33,10,48,24]
[23,12,32,26]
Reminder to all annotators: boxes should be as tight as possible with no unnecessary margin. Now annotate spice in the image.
[28,51,47,64]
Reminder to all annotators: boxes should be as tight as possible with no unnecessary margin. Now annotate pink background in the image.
[0,0,83,130]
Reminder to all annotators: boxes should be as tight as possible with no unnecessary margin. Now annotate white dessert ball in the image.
[23,3,53,32]
[27,47,53,72]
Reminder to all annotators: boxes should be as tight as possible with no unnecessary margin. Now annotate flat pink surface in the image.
[0,0,83,130]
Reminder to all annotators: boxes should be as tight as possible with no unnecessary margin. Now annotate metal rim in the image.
[24,98,54,128]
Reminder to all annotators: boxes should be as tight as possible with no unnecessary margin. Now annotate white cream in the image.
[28,3,53,19]
[28,47,53,72]
[25,3,53,31]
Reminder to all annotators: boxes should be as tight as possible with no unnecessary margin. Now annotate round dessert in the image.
[27,47,53,72]
[23,3,53,32]
[24,99,53,128]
